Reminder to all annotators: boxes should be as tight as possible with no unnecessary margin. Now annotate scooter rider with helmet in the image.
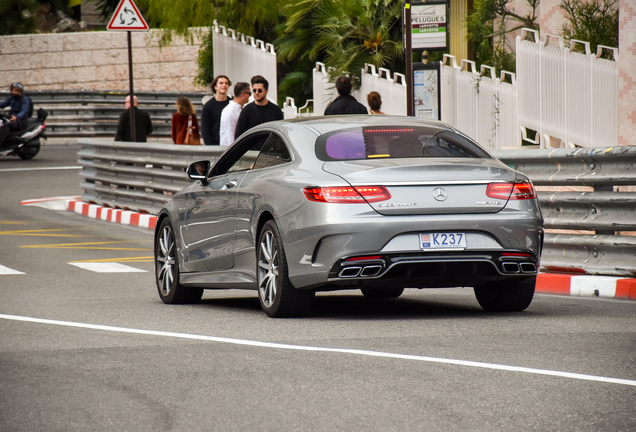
[0,83,31,147]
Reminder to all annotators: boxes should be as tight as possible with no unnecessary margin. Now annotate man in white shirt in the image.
[219,82,251,147]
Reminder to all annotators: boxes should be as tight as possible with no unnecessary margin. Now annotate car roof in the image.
[283,115,456,135]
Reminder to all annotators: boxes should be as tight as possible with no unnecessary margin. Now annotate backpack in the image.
[25,95,34,118]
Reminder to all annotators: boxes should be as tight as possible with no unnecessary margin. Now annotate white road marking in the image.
[0,166,81,172]
[69,262,147,273]
[21,196,80,211]
[0,313,634,388]
[0,265,24,275]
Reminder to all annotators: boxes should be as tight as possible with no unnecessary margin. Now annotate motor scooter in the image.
[0,108,48,160]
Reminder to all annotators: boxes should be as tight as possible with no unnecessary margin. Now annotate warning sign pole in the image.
[127,31,136,142]
[107,0,149,142]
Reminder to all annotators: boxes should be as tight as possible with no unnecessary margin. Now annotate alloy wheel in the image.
[258,229,279,307]
[156,225,176,297]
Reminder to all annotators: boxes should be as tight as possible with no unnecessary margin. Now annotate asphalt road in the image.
[1,144,635,432]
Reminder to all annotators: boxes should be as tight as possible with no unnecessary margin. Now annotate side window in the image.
[221,133,270,175]
[252,134,292,170]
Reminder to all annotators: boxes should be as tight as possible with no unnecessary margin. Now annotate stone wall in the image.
[0,30,204,92]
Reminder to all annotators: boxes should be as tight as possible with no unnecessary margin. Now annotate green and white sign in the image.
[411,2,447,51]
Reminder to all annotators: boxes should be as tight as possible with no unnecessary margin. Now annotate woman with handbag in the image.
[171,97,201,145]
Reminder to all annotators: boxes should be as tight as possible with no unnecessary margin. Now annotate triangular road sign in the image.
[107,0,149,31]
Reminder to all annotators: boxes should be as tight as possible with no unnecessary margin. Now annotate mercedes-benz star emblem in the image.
[432,187,448,201]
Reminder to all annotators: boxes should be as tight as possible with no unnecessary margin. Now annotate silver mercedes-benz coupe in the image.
[154,116,543,317]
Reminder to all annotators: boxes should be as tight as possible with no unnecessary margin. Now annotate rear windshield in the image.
[315,126,491,161]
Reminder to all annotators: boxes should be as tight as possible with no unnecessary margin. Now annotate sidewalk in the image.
[21,197,636,301]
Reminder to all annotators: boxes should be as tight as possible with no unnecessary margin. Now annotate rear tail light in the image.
[304,186,391,203]
[486,182,536,200]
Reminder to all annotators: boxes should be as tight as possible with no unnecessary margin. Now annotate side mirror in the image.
[187,160,211,183]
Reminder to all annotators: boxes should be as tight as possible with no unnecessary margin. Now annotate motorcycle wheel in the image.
[17,139,41,160]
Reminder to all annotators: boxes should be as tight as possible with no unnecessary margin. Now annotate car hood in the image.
[322,158,516,215]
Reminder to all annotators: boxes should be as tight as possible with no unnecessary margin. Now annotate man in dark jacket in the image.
[234,75,283,139]
[115,95,153,142]
[324,76,368,115]
[0,82,31,147]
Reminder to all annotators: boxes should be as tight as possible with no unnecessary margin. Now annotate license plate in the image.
[421,233,467,250]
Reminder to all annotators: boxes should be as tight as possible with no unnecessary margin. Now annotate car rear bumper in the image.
[324,250,539,290]
[279,204,543,290]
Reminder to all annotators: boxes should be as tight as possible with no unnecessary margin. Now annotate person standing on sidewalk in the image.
[219,82,251,147]
[324,76,368,115]
[114,95,153,142]
[171,97,199,145]
[234,75,283,139]
[200,75,231,145]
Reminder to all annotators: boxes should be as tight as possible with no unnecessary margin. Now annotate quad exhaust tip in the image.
[502,262,537,274]
[339,266,362,278]
[339,265,383,278]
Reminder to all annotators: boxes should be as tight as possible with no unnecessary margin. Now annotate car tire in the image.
[361,287,404,299]
[473,276,536,312]
[155,218,203,304]
[257,220,315,317]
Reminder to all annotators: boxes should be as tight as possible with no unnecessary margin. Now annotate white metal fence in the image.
[516,29,618,148]
[441,56,520,150]
[284,62,407,118]
[212,21,278,100]
[443,28,619,149]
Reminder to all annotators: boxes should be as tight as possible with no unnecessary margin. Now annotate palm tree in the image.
[277,0,404,89]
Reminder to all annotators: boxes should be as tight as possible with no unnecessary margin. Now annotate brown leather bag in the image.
[184,115,201,145]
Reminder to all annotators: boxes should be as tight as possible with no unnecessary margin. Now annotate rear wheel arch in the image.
[255,211,274,244]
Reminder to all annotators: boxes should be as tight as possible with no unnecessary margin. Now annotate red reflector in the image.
[501,252,533,257]
[345,255,382,261]
[486,182,536,200]
[304,186,391,203]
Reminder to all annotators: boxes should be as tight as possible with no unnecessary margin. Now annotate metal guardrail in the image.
[78,139,636,276]
[1,90,206,138]
[78,139,225,215]
[494,146,636,276]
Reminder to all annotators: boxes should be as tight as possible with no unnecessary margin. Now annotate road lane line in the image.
[0,265,24,275]
[0,313,634,388]
[68,262,147,273]
[69,256,153,263]
[0,166,81,172]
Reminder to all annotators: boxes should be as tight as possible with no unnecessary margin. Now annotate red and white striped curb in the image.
[536,273,636,300]
[65,200,157,230]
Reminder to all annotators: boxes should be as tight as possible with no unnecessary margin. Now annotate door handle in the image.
[225,181,237,189]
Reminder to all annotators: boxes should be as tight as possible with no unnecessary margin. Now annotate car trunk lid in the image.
[322,159,516,215]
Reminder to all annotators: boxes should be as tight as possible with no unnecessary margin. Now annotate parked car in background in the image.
[154,116,543,317]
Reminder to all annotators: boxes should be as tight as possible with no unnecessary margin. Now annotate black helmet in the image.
[10,82,24,94]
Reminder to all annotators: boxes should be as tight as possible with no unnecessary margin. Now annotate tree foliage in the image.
[277,0,404,89]
[465,0,539,74]
[134,0,284,45]
[0,0,69,35]
[560,0,618,59]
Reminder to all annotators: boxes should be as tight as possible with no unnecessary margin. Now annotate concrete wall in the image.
[0,30,204,92]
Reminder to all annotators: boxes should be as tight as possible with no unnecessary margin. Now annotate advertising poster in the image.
[413,63,440,120]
